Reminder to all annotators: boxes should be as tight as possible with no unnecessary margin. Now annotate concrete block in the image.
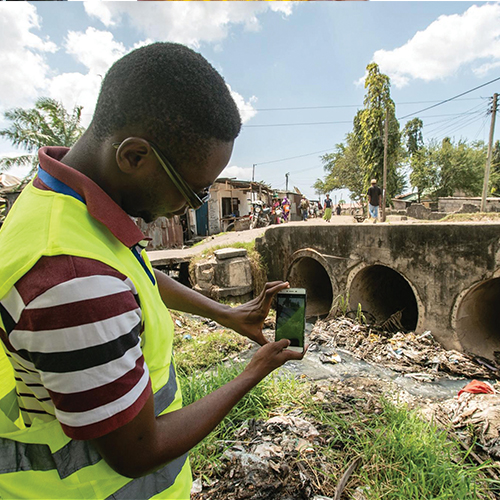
[215,257,252,288]
[214,248,248,260]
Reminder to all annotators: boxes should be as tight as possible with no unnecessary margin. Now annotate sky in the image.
[0,1,499,202]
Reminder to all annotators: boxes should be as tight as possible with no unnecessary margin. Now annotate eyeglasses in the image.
[113,140,210,210]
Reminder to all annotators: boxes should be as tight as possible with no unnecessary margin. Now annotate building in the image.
[193,178,273,236]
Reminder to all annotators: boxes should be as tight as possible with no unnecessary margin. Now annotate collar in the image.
[37,147,146,248]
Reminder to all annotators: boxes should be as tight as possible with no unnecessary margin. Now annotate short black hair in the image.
[90,42,241,168]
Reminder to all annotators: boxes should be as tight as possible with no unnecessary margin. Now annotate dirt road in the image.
[148,215,362,262]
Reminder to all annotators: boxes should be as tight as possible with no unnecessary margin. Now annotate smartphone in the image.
[275,288,306,352]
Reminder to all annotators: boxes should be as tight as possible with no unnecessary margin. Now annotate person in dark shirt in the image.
[367,179,383,220]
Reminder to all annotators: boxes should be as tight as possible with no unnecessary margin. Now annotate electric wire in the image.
[255,97,483,112]
[396,75,500,120]
[423,101,487,136]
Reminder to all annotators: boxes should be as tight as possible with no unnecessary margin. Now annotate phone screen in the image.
[275,288,306,352]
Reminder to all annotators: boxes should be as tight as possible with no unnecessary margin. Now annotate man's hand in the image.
[223,281,290,345]
[244,339,305,379]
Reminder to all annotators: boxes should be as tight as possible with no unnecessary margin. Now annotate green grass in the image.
[173,328,247,375]
[309,399,497,499]
[178,362,310,476]
[179,360,498,498]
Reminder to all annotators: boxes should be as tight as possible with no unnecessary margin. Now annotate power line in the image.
[422,101,487,136]
[245,120,352,128]
[254,147,338,166]
[397,75,500,120]
[243,111,486,129]
[255,97,483,112]
[251,81,498,167]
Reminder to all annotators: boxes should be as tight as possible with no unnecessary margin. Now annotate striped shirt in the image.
[0,255,151,440]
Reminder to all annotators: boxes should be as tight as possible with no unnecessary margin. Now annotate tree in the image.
[314,132,366,206]
[0,98,85,178]
[354,63,403,202]
[433,138,486,198]
[403,118,437,202]
[490,140,500,195]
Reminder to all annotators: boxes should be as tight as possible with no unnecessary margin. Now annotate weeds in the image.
[331,293,350,317]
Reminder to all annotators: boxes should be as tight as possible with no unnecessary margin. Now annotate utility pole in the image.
[481,93,498,212]
[381,107,389,222]
[285,172,289,192]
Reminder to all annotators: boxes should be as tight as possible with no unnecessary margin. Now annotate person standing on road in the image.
[323,194,333,222]
[336,204,341,216]
[300,196,309,221]
[367,179,383,221]
[282,196,290,222]
[0,42,304,500]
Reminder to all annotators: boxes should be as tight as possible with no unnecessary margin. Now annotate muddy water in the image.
[242,323,486,402]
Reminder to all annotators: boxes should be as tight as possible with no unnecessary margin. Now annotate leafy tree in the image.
[433,138,486,197]
[403,118,424,157]
[314,132,366,206]
[489,140,500,195]
[0,98,85,178]
[403,118,437,201]
[354,63,403,202]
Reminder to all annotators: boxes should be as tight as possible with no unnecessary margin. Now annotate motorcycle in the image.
[249,201,271,229]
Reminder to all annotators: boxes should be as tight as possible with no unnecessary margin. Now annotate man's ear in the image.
[114,137,153,175]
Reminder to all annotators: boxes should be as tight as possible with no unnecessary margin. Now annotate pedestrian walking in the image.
[367,179,383,221]
[323,194,333,222]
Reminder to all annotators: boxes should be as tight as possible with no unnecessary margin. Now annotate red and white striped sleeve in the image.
[0,255,152,440]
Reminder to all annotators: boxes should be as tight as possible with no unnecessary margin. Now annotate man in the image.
[323,194,333,222]
[367,178,383,220]
[0,43,303,499]
[300,196,309,221]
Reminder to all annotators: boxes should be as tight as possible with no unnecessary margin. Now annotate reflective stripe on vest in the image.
[0,364,179,477]
[105,453,188,500]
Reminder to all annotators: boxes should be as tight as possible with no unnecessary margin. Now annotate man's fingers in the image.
[264,281,289,300]
[274,338,291,350]
[264,281,286,290]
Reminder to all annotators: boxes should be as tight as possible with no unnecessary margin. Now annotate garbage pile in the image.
[191,410,339,500]
[310,317,498,380]
[420,382,500,467]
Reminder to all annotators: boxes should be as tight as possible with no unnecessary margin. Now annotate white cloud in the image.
[220,165,253,181]
[65,27,126,75]
[0,3,57,110]
[84,2,295,48]
[82,2,116,28]
[358,4,500,88]
[228,85,258,124]
[1,1,277,140]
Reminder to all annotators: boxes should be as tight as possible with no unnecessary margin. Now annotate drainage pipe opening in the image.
[287,257,333,318]
[349,265,418,331]
[455,277,500,361]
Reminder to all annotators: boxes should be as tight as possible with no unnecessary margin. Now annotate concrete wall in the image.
[438,197,500,213]
[256,223,500,361]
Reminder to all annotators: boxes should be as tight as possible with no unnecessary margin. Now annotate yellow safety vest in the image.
[0,175,192,499]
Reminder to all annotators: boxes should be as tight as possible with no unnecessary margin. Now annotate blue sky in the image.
[1,1,499,201]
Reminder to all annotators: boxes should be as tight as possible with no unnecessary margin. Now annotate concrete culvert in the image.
[349,265,418,331]
[287,257,333,318]
[455,277,500,361]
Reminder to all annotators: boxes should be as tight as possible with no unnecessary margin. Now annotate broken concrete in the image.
[192,249,253,301]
